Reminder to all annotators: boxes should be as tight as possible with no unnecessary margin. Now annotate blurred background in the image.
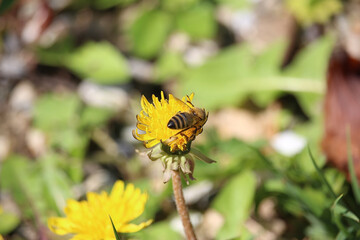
[1,0,360,239]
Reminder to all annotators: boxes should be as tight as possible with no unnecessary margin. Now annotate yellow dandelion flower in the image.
[133,91,215,183]
[133,91,208,153]
[48,180,152,240]
[0,235,3,240]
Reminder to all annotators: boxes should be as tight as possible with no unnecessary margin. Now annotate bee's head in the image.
[193,107,207,121]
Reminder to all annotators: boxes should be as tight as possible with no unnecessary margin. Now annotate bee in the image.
[165,96,208,145]
[167,107,208,130]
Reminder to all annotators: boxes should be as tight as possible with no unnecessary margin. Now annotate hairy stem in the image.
[172,170,197,240]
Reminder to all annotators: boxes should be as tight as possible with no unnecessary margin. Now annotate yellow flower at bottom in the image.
[48,180,152,240]
[133,91,208,153]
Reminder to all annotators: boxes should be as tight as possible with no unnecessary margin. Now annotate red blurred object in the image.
[21,0,53,44]
[322,47,360,179]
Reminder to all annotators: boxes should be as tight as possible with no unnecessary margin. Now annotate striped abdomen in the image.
[167,112,195,129]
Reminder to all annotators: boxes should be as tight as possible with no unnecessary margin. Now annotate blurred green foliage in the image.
[0,211,20,235]
[3,0,360,239]
[130,10,172,59]
[93,0,136,9]
[65,42,130,84]
[1,155,72,222]
[212,171,256,239]
[0,0,17,14]
[175,2,216,40]
[133,222,182,240]
[155,51,185,82]
[215,0,251,9]
[286,0,342,26]
[180,42,286,109]
[180,35,333,115]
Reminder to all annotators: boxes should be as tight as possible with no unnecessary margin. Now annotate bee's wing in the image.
[169,94,193,109]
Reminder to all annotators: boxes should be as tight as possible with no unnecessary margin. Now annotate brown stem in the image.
[172,170,197,240]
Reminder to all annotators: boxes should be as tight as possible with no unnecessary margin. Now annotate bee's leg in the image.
[180,127,198,142]
[178,131,190,142]
[195,126,203,135]
[173,127,196,142]
[163,127,197,147]
[162,135,178,146]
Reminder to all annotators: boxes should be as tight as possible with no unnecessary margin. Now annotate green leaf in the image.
[179,42,287,110]
[332,195,359,223]
[155,51,185,83]
[36,36,74,66]
[264,178,286,192]
[180,35,330,113]
[285,183,330,217]
[92,0,137,9]
[175,3,217,40]
[80,106,114,128]
[0,212,20,235]
[1,155,43,218]
[34,93,88,157]
[65,41,130,84]
[331,195,353,237]
[180,39,330,111]
[305,214,335,240]
[33,93,81,131]
[249,41,286,107]
[1,155,73,221]
[130,10,172,59]
[66,159,83,183]
[294,116,324,151]
[1,156,45,220]
[214,0,251,9]
[193,137,268,181]
[161,0,199,12]
[180,45,253,110]
[110,216,122,240]
[346,128,360,204]
[0,0,17,15]
[335,232,348,240]
[131,221,182,240]
[39,154,73,214]
[308,147,337,199]
[284,35,334,116]
[212,171,256,239]
[323,169,346,196]
[285,0,342,26]
[50,128,88,158]
[35,97,111,157]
